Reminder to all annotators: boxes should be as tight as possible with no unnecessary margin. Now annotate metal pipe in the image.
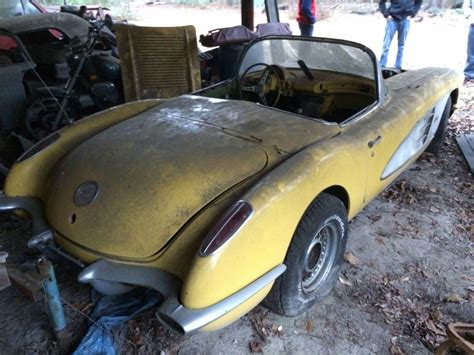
[38,257,66,335]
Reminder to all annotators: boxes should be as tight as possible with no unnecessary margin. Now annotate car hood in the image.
[46,96,339,259]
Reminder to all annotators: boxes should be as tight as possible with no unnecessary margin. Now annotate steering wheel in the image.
[239,63,282,107]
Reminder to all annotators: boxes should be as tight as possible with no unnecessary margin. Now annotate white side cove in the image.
[381,94,450,180]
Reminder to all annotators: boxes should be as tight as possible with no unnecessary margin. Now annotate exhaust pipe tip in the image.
[156,312,186,336]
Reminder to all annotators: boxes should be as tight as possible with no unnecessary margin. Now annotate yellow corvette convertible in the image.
[0,36,461,334]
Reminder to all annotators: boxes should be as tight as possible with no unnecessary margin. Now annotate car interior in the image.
[198,63,377,124]
[196,37,379,124]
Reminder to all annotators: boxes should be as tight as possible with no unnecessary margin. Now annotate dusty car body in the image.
[0,36,461,334]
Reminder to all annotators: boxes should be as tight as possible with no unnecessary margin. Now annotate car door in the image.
[363,90,450,201]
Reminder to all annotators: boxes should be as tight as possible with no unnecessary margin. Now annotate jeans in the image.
[299,23,314,36]
[379,18,410,69]
[465,24,474,80]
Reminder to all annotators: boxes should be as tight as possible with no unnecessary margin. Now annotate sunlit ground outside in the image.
[38,0,471,81]
[123,4,469,73]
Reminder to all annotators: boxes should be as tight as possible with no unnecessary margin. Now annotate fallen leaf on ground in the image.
[421,270,433,279]
[305,319,314,333]
[344,251,361,266]
[426,320,446,336]
[461,274,474,282]
[249,339,263,353]
[339,275,353,287]
[430,206,440,213]
[389,344,404,355]
[129,333,142,345]
[445,294,463,303]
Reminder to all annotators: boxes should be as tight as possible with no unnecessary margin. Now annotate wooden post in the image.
[241,0,254,30]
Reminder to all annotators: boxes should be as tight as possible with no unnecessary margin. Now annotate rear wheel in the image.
[265,193,348,316]
[426,96,452,155]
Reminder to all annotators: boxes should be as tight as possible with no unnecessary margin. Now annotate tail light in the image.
[199,201,253,257]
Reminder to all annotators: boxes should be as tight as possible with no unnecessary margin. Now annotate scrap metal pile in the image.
[0,6,123,179]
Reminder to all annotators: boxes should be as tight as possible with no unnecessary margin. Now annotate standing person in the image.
[297,0,316,36]
[463,0,474,82]
[379,0,422,69]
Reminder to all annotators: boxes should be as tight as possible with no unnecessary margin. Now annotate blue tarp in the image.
[74,289,161,355]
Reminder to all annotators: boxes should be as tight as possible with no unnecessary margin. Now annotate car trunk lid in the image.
[46,96,339,259]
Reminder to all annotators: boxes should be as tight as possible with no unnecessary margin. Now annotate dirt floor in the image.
[0,10,473,355]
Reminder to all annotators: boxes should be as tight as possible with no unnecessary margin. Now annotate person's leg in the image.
[379,20,397,68]
[464,24,474,80]
[299,23,314,36]
[395,18,410,69]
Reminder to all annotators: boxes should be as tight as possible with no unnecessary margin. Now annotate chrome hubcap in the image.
[301,222,339,293]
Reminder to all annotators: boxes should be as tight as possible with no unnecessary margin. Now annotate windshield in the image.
[238,37,376,80]
[0,0,41,18]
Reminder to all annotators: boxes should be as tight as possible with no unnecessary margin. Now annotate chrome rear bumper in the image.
[78,259,181,297]
[156,264,286,335]
[0,196,286,335]
[80,259,286,335]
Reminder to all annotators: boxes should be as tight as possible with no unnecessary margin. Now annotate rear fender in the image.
[181,136,365,312]
[4,99,164,199]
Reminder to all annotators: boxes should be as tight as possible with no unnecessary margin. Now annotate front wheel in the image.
[265,193,348,316]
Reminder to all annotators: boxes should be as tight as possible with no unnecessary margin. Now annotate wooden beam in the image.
[241,0,254,30]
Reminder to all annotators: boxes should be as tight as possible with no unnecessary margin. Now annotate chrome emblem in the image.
[74,181,99,207]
